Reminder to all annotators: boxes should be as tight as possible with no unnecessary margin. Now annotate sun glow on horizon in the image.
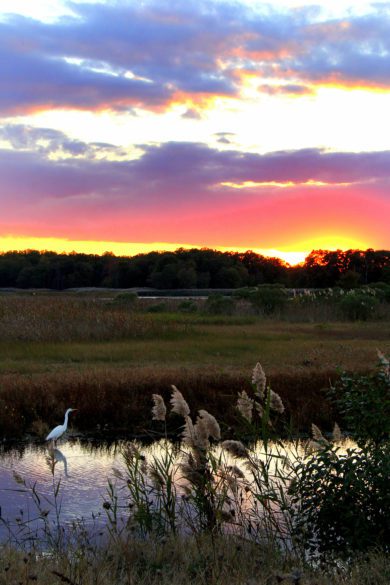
[0,235,375,267]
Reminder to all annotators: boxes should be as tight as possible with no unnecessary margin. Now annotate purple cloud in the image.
[1,132,390,209]
[1,2,389,116]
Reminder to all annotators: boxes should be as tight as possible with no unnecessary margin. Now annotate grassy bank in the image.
[1,536,389,585]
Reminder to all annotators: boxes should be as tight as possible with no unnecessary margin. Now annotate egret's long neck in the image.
[63,411,70,427]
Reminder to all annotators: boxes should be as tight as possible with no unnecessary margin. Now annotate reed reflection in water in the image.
[0,437,356,545]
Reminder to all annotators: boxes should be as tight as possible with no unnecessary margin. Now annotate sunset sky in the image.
[1,0,389,264]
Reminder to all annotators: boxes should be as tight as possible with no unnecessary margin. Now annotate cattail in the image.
[197,410,221,441]
[252,362,266,399]
[170,385,190,417]
[151,394,166,421]
[221,440,248,458]
[332,423,342,442]
[237,390,254,422]
[270,390,285,414]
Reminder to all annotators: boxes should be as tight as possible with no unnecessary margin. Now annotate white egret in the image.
[46,408,77,445]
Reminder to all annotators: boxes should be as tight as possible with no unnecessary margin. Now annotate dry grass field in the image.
[0,293,389,438]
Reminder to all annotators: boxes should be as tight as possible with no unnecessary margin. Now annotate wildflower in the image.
[237,390,254,422]
[221,440,248,458]
[270,390,285,414]
[170,385,190,417]
[151,394,166,421]
[332,423,342,442]
[252,362,266,399]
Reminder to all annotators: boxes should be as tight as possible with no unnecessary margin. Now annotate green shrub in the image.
[248,286,287,315]
[291,443,390,559]
[330,360,390,447]
[146,303,168,313]
[204,294,235,315]
[369,282,390,302]
[177,300,198,313]
[290,355,390,559]
[114,291,138,306]
[339,292,379,320]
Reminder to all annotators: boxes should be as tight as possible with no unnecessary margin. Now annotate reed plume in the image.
[252,362,266,399]
[151,394,167,421]
[221,440,248,459]
[170,385,190,417]
[237,390,254,422]
[270,390,285,414]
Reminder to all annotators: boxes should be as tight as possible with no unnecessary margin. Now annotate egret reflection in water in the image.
[45,446,69,477]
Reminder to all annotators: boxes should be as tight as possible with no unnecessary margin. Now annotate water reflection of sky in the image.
[0,440,125,540]
[0,437,357,544]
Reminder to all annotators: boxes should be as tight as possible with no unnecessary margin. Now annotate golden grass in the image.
[0,366,338,438]
[0,294,389,438]
[0,536,388,585]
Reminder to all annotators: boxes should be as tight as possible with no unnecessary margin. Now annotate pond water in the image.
[0,437,356,547]
[0,439,128,543]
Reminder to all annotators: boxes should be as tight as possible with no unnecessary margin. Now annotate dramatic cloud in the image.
[1,1,390,115]
[0,133,389,248]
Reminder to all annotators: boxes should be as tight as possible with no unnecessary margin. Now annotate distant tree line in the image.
[0,248,389,290]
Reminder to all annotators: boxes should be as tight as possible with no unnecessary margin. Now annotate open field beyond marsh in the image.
[0,294,389,438]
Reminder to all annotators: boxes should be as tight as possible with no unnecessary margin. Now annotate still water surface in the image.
[0,439,130,541]
[0,437,355,545]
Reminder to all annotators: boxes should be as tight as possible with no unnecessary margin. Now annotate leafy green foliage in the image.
[291,443,390,559]
[248,286,288,315]
[290,356,390,559]
[330,367,390,447]
[204,294,235,315]
[339,292,379,320]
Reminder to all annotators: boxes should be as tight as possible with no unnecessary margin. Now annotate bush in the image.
[290,354,390,559]
[339,292,379,320]
[330,365,390,447]
[369,282,390,302]
[113,291,138,306]
[204,294,235,315]
[177,300,198,313]
[291,443,390,559]
[146,303,167,313]
[248,286,287,315]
